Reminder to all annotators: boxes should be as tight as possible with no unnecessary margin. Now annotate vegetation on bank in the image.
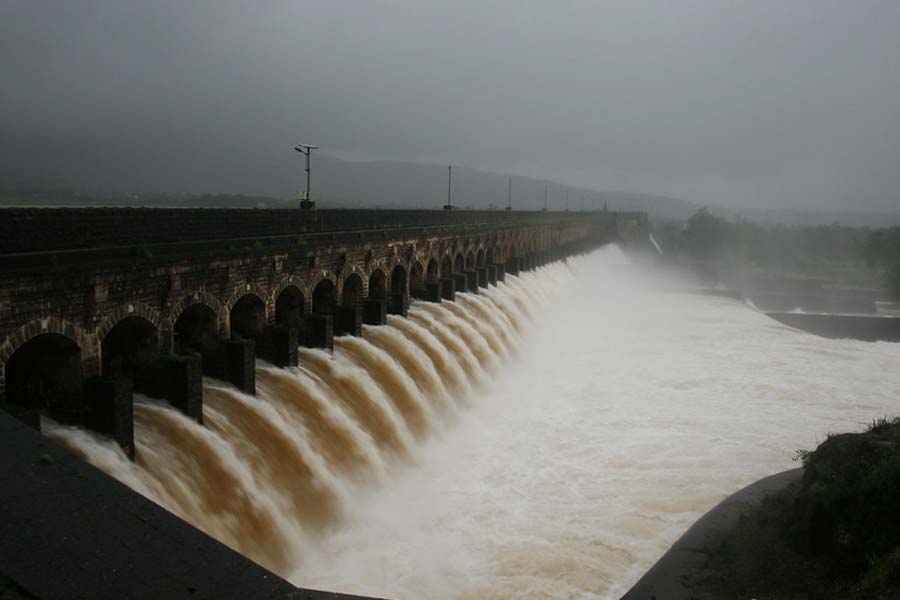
[655,208,900,296]
[701,418,900,599]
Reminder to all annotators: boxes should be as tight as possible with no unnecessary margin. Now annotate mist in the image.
[2,1,900,213]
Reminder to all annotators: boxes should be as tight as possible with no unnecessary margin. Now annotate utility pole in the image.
[506,177,512,210]
[444,165,453,210]
[543,184,548,212]
[293,143,318,209]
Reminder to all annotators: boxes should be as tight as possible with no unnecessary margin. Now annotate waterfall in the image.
[46,260,576,581]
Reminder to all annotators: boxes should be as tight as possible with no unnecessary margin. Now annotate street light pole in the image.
[294,143,318,209]
[444,165,453,210]
[543,184,548,212]
[506,177,512,211]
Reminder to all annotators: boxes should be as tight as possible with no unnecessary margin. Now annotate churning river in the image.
[48,246,900,599]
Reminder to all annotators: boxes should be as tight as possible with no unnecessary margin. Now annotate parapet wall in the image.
[0,207,645,255]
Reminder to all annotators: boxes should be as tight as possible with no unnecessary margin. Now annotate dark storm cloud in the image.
[2,1,899,211]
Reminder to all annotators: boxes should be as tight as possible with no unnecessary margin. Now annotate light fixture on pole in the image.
[294,143,318,209]
[444,165,453,211]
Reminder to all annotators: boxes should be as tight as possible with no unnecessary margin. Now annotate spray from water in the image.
[47,260,577,579]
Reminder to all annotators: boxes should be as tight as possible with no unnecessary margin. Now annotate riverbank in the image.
[621,469,802,600]
[623,417,900,599]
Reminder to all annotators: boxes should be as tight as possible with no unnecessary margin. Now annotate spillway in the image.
[44,260,570,581]
[45,247,900,599]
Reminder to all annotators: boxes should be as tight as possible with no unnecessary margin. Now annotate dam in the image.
[0,208,645,446]
[0,207,647,597]
[2,207,899,599]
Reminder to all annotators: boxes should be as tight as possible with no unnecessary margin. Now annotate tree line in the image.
[655,209,900,299]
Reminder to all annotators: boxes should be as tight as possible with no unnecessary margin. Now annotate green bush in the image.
[790,418,900,580]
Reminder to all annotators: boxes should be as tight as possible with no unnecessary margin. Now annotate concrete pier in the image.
[304,314,334,352]
[225,339,255,396]
[363,298,387,325]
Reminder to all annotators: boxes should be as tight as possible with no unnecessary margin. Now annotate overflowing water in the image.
[47,247,900,599]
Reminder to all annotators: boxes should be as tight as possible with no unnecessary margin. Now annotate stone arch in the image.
[172,302,219,373]
[342,272,364,307]
[274,284,306,329]
[409,260,426,300]
[440,254,453,278]
[453,252,465,274]
[165,291,226,337]
[488,244,502,264]
[271,276,308,315]
[465,249,476,270]
[425,256,440,284]
[2,318,89,428]
[224,285,269,319]
[95,302,161,344]
[100,315,159,383]
[476,248,486,267]
[229,293,267,341]
[312,278,337,315]
[338,262,367,297]
[307,271,337,304]
[367,267,388,300]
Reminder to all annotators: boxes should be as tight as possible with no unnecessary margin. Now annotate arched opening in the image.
[368,270,387,300]
[441,255,453,278]
[409,261,426,300]
[465,251,475,270]
[426,259,440,284]
[102,316,159,391]
[342,273,364,307]
[453,253,465,274]
[275,285,305,329]
[506,251,521,275]
[174,304,219,374]
[389,264,407,315]
[335,273,364,337]
[476,248,486,267]
[363,269,388,326]
[230,294,266,341]
[5,333,83,428]
[312,279,336,315]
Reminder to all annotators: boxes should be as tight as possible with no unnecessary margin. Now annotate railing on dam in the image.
[0,207,648,460]
[0,207,645,256]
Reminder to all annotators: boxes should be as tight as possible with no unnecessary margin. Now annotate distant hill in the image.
[2,154,898,227]
[0,154,699,219]
[312,158,700,219]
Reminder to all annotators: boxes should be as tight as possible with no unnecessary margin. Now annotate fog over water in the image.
[291,247,900,598]
[45,247,900,599]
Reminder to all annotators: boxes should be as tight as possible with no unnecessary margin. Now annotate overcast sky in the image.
[2,1,899,212]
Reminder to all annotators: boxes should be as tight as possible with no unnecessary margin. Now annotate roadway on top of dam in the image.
[0,207,642,260]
